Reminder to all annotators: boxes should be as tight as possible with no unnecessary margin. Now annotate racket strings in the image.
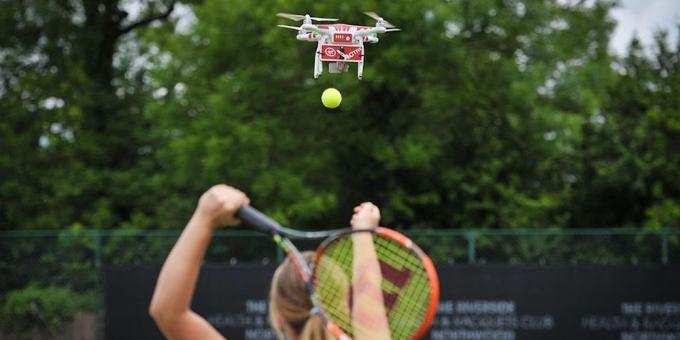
[373,235,431,338]
[315,237,355,332]
[313,232,433,339]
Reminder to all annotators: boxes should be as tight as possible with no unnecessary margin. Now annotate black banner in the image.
[103,264,277,339]
[103,265,680,339]
[432,265,680,340]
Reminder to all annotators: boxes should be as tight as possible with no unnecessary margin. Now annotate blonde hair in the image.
[269,251,331,340]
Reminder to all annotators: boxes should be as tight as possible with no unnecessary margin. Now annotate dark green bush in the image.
[0,283,86,336]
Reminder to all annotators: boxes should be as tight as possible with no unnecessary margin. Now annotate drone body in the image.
[277,12,400,80]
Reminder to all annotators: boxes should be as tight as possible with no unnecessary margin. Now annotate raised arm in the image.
[350,202,391,340]
[149,184,249,340]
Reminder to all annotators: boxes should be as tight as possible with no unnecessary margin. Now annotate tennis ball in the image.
[321,88,342,109]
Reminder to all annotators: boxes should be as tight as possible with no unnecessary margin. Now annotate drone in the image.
[277,12,400,80]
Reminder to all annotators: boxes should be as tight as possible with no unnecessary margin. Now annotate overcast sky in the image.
[610,0,680,54]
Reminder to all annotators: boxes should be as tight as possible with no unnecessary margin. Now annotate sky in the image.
[609,0,680,54]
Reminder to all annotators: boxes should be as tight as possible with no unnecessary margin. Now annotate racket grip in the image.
[236,205,282,234]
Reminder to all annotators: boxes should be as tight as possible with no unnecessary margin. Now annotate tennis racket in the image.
[236,205,439,340]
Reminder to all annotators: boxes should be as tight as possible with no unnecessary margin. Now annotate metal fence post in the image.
[94,232,103,340]
[467,232,476,263]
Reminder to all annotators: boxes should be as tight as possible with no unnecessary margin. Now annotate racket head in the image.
[312,227,440,339]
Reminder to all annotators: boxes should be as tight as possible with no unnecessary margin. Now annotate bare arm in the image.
[149,185,249,340]
[350,203,391,340]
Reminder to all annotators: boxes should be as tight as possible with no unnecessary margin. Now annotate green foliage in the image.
[0,284,91,336]
[646,199,680,229]
[2,0,677,231]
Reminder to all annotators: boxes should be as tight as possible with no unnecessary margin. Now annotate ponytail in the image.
[270,251,333,340]
[299,314,329,340]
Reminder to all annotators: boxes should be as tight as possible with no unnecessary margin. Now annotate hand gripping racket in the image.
[236,205,440,340]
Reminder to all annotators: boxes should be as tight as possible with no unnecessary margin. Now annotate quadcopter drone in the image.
[277,12,400,80]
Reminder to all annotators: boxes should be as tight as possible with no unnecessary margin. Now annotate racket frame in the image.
[314,227,440,340]
[236,206,440,340]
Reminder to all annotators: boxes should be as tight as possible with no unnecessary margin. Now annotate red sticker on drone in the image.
[320,44,364,62]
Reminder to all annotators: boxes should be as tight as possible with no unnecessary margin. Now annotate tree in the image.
[0,0,183,230]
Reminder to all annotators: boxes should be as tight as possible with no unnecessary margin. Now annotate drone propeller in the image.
[386,28,401,32]
[277,12,338,22]
[277,24,302,31]
[364,11,396,29]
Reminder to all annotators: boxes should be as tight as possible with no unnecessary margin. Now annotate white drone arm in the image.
[354,26,387,38]
[301,23,330,36]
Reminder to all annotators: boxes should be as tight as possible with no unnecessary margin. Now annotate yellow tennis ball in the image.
[321,88,342,109]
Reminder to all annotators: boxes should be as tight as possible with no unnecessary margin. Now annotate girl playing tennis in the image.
[149,184,390,339]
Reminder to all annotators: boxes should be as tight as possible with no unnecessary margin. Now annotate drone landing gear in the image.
[314,52,323,79]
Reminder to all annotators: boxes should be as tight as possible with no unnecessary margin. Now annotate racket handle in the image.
[236,205,282,234]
